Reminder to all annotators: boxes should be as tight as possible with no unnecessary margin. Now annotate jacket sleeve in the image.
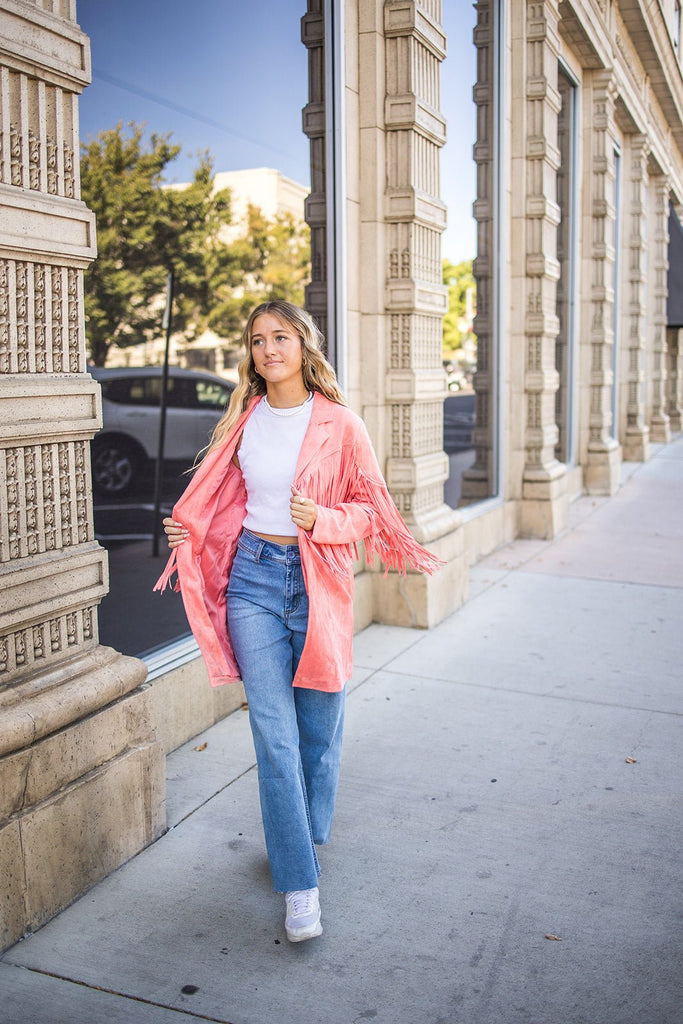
[309,423,441,576]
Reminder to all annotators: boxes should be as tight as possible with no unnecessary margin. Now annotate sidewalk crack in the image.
[3,964,236,1024]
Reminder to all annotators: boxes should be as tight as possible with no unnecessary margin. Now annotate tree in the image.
[202,206,311,339]
[80,122,312,365]
[80,123,234,365]
[442,258,476,358]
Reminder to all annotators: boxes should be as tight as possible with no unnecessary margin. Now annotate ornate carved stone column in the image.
[519,0,567,537]
[585,69,621,494]
[377,0,465,626]
[0,1,165,951]
[622,134,650,461]
[649,176,671,443]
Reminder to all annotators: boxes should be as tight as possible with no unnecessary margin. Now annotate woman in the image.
[156,300,439,942]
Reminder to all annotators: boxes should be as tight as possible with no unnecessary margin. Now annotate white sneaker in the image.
[285,887,322,942]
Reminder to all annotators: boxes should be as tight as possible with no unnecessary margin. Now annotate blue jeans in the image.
[226,529,346,892]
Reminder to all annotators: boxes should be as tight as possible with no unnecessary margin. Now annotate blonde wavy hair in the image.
[202,300,346,459]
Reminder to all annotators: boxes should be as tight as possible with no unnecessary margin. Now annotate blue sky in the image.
[76,0,476,261]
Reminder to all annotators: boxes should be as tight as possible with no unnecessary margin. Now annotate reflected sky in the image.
[76,0,476,261]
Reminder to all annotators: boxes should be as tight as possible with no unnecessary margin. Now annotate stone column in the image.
[0,1,165,951]
[622,134,650,461]
[377,0,465,626]
[519,0,567,537]
[649,176,671,443]
[461,0,495,504]
[584,70,621,494]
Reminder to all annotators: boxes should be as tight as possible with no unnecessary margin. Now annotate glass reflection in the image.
[77,0,311,657]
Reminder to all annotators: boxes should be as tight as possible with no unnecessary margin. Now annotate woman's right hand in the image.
[163,517,189,549]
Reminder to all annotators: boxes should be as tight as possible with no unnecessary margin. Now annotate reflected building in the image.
[1,0,682,949]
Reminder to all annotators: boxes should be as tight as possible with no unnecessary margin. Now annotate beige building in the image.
[1,0,681,948]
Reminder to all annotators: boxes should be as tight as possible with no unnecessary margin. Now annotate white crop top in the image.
[239,393,314,535]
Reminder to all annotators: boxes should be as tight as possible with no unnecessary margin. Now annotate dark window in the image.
[195,379,233,410]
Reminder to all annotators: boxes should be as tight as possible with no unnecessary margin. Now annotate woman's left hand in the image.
[290,486,318,532]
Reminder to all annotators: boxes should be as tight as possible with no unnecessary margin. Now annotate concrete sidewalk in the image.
[3,440,682,1024]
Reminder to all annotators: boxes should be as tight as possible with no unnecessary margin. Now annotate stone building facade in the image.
[1,0,681,948]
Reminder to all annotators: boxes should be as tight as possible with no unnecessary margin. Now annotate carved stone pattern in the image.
[383,0,448,519]
[588,74,618,447]
[16,262,30,373]
[42,445,58,550]
[0,441,94,562]
[649,178,670,439]
[47,137,58,195]
[0,260,9,372]
[63,143,75,199]
[28,129,40,190]
[625,138,648,436]
[67,267,81,371]
[52,266,64,372]
[82,606,94,641]
[5,448,22,561]
[10,124,23,187]
[0,260,80,374]
[0,617,94,680]
[34,263,48,372]
[58,442,73,546]
[33,622,46,664]
[414,313,441,368]
[74,440,89,542]
[24,448,39,556]
[523,0,561,472]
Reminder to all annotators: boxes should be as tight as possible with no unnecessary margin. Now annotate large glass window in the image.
[441,1,479,507]
[78,0,311,659]
[443,0,503,509]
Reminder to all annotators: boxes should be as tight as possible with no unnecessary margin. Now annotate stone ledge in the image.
[0,375,101,442]
[0,545,107,634]
[0,186,96,264]
[0,645,147,755]
[0,0,90,90]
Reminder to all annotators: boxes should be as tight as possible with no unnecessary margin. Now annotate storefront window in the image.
[444,0,503,508]
[78,0,311,658]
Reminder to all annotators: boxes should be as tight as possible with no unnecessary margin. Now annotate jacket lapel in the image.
[295,392,336,480]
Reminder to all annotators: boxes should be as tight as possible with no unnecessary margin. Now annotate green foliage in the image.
[204,207,311,338]
[81,123,311,365]
[81,124,181,364]
[442,258,476,357]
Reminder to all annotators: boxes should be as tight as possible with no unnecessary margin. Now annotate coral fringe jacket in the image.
[155,393,440,692]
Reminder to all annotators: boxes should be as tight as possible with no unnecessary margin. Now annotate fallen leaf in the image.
[625,757,637,764]
[545,934,562,941]
[194,742,208,752]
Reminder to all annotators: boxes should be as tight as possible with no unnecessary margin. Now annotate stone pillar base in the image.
[371,518,467,629]
[650,415,671,444]
[585,441,622,495]
[0,650,165,951]
[520,465,569,540]
[622,427,651,463]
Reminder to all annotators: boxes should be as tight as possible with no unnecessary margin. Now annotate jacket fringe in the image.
[302,462,442,579]
[353,465,442,576]
[153,549,181,593]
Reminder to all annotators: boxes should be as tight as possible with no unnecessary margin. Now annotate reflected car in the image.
[89,366,235,497]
